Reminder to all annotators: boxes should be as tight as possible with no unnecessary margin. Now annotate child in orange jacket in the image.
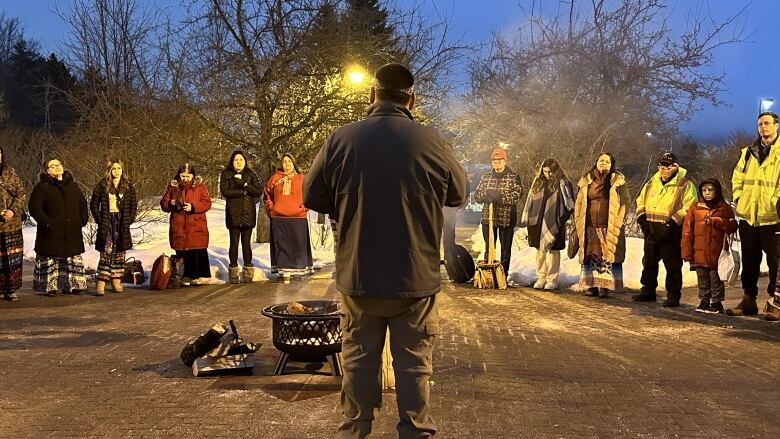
[681,178,738,314]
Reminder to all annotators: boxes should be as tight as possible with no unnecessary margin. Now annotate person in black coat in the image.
[220,150,262,283]
[90,159,138,296]
[28,158,89,296]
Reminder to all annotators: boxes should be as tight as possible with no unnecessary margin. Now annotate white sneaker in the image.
[533,279,545,289]
[543,281,558,290]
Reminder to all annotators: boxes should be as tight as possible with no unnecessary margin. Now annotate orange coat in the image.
[263,171,307,218]
[681,200,738,269]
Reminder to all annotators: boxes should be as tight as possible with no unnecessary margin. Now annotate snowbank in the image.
[469,227,765,290]
[22,200,335,284]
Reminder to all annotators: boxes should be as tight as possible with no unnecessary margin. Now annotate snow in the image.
[22,199,336,284]
[470,227,766,290]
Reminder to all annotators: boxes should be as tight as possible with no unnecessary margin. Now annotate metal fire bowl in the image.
[261,300,342,362]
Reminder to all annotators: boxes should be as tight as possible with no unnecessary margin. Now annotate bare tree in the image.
[458,0,748,190]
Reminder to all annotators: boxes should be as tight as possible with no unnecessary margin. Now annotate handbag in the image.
[591,258,615,288]
[122,257,146,285]
[717,234,740,286]
[567,225,579,259]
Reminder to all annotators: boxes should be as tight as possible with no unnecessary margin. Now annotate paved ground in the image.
[1,260,779,438]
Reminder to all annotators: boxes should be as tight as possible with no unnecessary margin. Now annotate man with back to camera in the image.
[728,111,780,317]
[303,63,467,438]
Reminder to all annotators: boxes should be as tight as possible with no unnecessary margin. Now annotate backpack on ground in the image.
[150,254,173,290]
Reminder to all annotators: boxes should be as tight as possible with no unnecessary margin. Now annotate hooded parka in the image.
[28,171,89,257]
[681,179,738,269]
[90,180,138,252]
[160,176,212,250]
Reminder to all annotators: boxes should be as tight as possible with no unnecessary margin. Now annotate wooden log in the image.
[192,354,255,377]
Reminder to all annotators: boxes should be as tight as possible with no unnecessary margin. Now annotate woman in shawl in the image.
[520,158,574,290]
[0,147,26,301]
[263,153,313,279]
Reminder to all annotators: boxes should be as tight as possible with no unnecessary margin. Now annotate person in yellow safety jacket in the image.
[727,111,780,318]
[632,152,698,307]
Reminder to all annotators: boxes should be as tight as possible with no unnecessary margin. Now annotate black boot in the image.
[597,288,609,298]
[585,287,598,296]
[632,289,657,302]
[726,294,758,316]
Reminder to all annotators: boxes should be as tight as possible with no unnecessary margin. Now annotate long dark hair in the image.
[173,162,196,182]
[104,159,129,194]
[227,150,251,172]
[588,152,616,183]
[530,158,566,194]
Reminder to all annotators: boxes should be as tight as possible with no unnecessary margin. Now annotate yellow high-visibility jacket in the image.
[635,166,698,225]
[732,138,780,226]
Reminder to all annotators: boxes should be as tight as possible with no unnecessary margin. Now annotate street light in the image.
[344,65,368,88]
[760,97,774,114]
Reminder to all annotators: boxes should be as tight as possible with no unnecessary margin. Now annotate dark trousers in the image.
[228,227,253,267]
[696,268,725,303]
[640,238,683,299]
[338,294,438,439]
[481,224,514,276]
[738,221,778,297]
[177,248,211,279]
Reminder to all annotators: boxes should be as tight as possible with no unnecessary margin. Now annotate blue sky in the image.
[1,0,772,141]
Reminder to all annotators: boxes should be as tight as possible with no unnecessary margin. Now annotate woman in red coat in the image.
[681,178,738,314]
[160,163,213,285]
[263,154,312,278]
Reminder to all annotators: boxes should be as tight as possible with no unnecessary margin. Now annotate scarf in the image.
[273,173,296,196]
[521,178,575,250]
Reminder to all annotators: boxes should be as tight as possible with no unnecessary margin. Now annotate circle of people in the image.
[1,111,778,321]
[0,149,314,301]
[476,111,780,319]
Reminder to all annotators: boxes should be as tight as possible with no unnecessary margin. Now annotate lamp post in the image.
[344,65,368,88]
[760,97,774,114]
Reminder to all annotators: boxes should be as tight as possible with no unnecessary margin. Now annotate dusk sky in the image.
[1,0,775,143]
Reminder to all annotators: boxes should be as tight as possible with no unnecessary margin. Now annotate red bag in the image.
[150,254,173,290]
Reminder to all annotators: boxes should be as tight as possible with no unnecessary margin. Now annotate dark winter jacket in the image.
[681,179,738,269]
[90,180,138,253]
[0,167,27,233]
[473,167,524,228]
[303,100,468,299]
[28,171,89,257]
[220,167,262,228]
[160,176,212,250]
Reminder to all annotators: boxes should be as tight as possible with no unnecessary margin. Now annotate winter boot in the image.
[597,288,610,298]
[3,292,18,301]
[96,280,106,296]
[242,266,255,283]
[632,289,657,302]
[228,265,241,284]
[585,287,599,297]
[726,294,758,316]
[111,278,124,293]
[533,279,545,289]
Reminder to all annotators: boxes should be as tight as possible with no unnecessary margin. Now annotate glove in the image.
[637,215,651,238]
[234,174,242,180]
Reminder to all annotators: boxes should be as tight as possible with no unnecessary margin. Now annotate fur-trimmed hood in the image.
[169,175,204,188]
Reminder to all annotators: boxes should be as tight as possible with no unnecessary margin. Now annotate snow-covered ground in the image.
[470,227,765,290]
[20,201,763,290]
[22,199,336,285]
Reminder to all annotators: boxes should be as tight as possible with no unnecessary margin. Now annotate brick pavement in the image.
[1,264,779,438]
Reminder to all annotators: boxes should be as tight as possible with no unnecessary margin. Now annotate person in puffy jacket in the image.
[681,178,737,314]
[220,150,262,283]
[28,158,89,296]
[90,159,138,296]
[263,153,312,278]
[0,146,26,301]
[160,163,212,286]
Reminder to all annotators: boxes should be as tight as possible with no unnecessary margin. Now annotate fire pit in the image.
[261,300,343,376]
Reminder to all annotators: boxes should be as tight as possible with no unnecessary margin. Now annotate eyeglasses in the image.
[659,164,677,170]
[491,158,505,162]
[48,163,63,169]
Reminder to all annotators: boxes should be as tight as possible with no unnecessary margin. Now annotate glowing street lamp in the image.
[760,97,774,114]
[344,65,368,88]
